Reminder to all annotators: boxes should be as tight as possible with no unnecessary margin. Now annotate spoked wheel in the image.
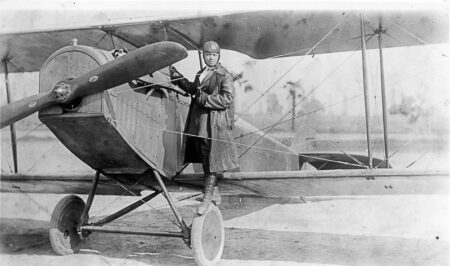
[191,205,225,266]
[49,195,86,255]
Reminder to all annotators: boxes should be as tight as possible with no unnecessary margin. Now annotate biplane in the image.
[1,8,449,266]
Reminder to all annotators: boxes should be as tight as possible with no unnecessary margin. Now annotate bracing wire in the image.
[298,154,365,168]
[406,151,429,168]
[109,93,366,169]
[109,114,365,169]
[103,175,182,229]
[235,93,363,140]
[109,82,370,169]
[1,61,45,173]
[106,12,357,106]
[110,192,203,225]
[87,176,147,221]
[373,138,414,168]
[387,19,429,46]
[1,123,45,151]
[25,141,59,174]
[295,118,367,168]
[128,121,365,168]
[236,11,352,121]
[237,47,365,163]
[108,46,371,168]
[6,160,13,174]
[4,185,54,217]
[386,20,448,58]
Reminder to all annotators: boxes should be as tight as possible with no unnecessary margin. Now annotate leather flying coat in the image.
[173,63,239,172]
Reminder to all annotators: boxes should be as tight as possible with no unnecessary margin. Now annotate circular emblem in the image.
[89,76,99,82]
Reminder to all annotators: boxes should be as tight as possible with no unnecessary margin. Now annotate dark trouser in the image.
[188,136,212,176]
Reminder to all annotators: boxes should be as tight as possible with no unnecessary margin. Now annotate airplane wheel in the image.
[49,195,86,255]
[191,205,225,266]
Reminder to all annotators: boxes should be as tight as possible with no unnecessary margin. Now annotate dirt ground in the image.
[0,193,449,266]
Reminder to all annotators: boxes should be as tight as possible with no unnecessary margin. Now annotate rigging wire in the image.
[108,39,371,168]
[112,76,183,95]
[5,185,54,217]
[1,61,44,173]
[387,19,429,46]
[298,154,365,168]
[110,79,369,168]
[111,92,375,165]
[5,160,13,174]
[87,176,147,221]
[406,151,429,168]
[288,138,318,150]
[235,11,352,121]
[374,138,415,168]
[111,118,364,168]
[385,66,440,87]
[25,141,59,174]
[238,49,367,167]
[118,119,298,156]
[104,175,182,229]
[165,25,201,50]
[1,123,45,150]
[384,19,448,68]
[295,118,367,168]
[235,93,363,139]
[110,192,203,224]
[371,22,447,168]
[382,32,446,88]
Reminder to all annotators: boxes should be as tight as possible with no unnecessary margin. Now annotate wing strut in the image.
[376,18,390,167]
[360,12,373,168]
[165,25,203,68]
[2,59,18,173]
[197,50,203,69]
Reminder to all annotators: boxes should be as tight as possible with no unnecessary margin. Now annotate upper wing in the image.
[1,10,447,73]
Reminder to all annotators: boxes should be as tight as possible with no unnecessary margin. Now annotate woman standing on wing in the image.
[170,41,239,215]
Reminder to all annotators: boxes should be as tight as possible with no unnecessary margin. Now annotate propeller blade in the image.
[1,91,54,128]
[67,42,187,101]
[0,42,187,129]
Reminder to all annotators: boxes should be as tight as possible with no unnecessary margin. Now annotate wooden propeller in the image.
[0,42,187,128]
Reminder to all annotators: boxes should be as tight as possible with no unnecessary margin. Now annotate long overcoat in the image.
[173,63,239,172]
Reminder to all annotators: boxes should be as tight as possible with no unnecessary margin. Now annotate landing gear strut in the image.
[48,169,225,266]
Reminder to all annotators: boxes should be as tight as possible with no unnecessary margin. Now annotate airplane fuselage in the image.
[38,44,300,186]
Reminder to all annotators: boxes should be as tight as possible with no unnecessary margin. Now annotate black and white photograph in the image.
[1,1,449,265]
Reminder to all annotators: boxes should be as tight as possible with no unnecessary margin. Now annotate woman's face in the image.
[203,52,219,67]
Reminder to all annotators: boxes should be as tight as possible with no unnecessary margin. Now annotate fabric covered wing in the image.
[1,10,447,73]
[0,173,146,195]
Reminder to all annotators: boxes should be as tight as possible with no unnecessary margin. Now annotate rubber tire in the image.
[49,195,85,255]
[191,205,225,266]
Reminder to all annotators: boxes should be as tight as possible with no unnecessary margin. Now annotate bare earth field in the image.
[1,193,449,266]
[1,130,449,265]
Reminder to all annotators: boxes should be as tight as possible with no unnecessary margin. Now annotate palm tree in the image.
[283,80,303,131]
